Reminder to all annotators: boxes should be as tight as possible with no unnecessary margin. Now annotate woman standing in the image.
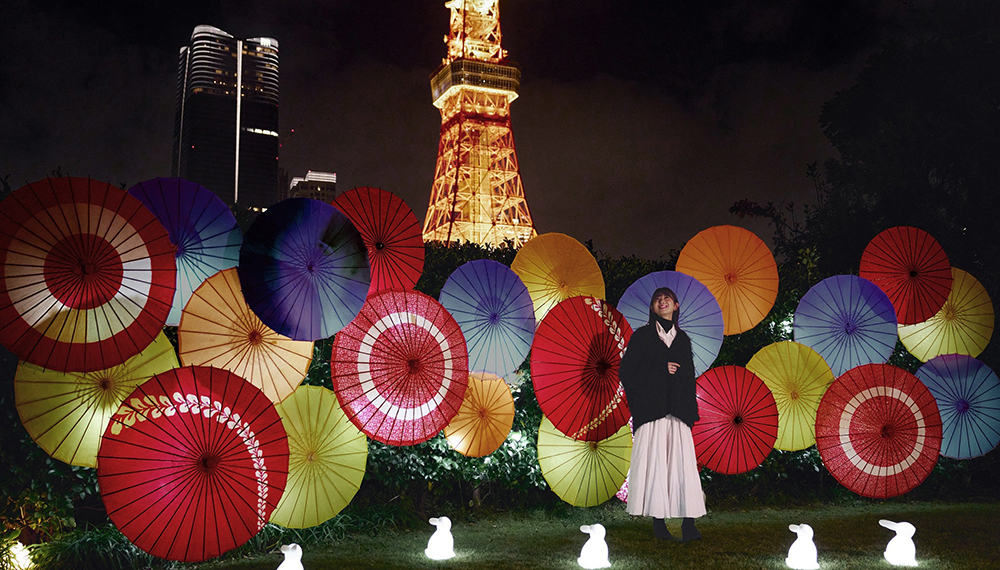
[619,287,706,541]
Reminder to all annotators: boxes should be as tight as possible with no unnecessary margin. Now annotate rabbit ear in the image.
[429,517,439,525]
[580,525,591,533]
[879,520,897,530]
[789,524,799,532]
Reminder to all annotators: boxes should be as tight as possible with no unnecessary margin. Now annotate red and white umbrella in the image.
[331,289,468,446]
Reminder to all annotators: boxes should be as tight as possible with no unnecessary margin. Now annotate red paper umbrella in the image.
[693,365,778,475]
[531,296,633,441]
[0,177,176,372]
[331,289,469,446]
[815,363,942,499]
[98,366,289,562]
[333,187,424,295]
[859,226,952,325]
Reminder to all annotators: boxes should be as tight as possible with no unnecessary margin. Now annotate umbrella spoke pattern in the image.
[444,372,516,457]
[859,226,952,325]
[916,354,1000,459]
[331,289,469,446]
[0,177,176,372]
[899,268,994,361]
[98,366,289,562]
[815,363,942,499]
[511,232,605,323]
[692,366,778,475]
[439,259,535,379]
[537,416,632,507]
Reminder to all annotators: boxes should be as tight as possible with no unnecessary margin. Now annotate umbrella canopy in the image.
[746,341,835,451]
[14,330,178,468]
[675,225,779,335]
[128,178,242,326]
[793,275,898,377]
[815,363,942,499]
[331,289,469,446]
[859,226,952,325]
[98,366,289,562]
[531,296,632,441]
[692,365,778,474]
[899,268,994,361]
[178,268,314,404]
[443,372,516,457]
[617,270,724,375]
[916,354,1000,459]
[510,232,605,323]
[270,385,368,529]
[537,415,632,507]
[332,186,424,296]
[239,197,370,341]
[438,259,535,379]
[0,177,176,372]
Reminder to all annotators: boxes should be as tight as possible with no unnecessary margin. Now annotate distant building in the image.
[288,171,338,202]
[172,25,280,210]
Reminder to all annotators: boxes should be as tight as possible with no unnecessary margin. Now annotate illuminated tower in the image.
[422,0,537,247]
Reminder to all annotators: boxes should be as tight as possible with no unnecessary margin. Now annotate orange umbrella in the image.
[675,225,778,335]
[178,268,314,404]
[899,268,994,361]
[510,233,605,323]
[443,372,516,457]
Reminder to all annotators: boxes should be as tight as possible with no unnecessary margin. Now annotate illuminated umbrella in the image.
[916,354,1000,459]
[617,270,724,375]
[692,365,778,474]
[331,289,469,446]
[859,226,952,325]
[438,259,535,378]
[537,415,631,507]
[98,366,289,562]
[239,197,370,341]
[270,385,368,529]
[899,268,994,361]
[531,296,632,441]
[0,177,176,372]
[332,186,424,295]
[793,275,898,376]
[510,232,605,323]
[178,268,314,404]
[14,331,178,468]
[443,372,516,457]
[815,363,942,499]
[128,178,242,326]
[746,341,835,450]
[675,225,778,335]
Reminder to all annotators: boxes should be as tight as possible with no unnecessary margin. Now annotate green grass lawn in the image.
[192,501,1000,570]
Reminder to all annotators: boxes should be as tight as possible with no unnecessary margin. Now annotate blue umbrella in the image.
[438,259,534,379]
[916,354,1000,459]
[793,275,898,376]
[128,178,242,326]
[239,198,370,341]
[617,270,724,375]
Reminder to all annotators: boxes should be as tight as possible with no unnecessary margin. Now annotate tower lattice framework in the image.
[423,0,537,247]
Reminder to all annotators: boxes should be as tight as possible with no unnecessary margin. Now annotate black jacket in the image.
[618,322,699,430]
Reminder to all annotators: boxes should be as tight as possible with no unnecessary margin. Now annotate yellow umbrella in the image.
[178,268,314,404]
[14,331,178,467]
[899,268,994,361]
[270,385,368,529]
[510,233,605,323]
[746,341,835,451]
[675,225,779,335]
[536,415,631,507]
[444,372,516,457]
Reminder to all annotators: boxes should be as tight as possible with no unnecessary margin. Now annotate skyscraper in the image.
[172,25,279,209]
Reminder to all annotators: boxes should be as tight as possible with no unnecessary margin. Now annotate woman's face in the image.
[652,294,679,320]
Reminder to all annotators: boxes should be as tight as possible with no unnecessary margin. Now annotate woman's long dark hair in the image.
[648,287,680,323]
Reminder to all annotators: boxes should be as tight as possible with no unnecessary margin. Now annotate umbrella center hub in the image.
[733,414,743,425]
[198,453,220,473]
[407,358,422,374]
[957,399,970,413]
[844,321,858,335]
[881,424,896,439]
[724,272,739,285]
[45,234,124,310]
[306,452,316,463]
[594,359,611,376]
[943,303,957,321]
[248,330,263,345]
[98,376,114,391]
[789,391,800,400]
[375,241,386,250]
[909,269,919,278]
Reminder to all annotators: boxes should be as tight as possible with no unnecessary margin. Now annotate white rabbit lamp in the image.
[425,516,455,560]
[276,543,303,570]
[880,520,917,567]
[10,542,32,570]
[578,524,610,569]
[786,524,819,570]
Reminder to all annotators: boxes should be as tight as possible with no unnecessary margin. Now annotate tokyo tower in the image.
[422,0,537,247]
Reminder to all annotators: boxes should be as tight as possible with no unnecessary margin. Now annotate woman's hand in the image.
[667,361,680,374]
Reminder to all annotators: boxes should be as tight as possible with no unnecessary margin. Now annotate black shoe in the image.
[680,518,702,542]
[652,518,675,541]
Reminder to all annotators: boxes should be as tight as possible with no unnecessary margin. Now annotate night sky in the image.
[2,0,929,259]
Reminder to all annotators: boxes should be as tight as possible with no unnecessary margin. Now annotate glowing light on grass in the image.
[786,524,819,569]
[10,542,32,570]
[425,517,455,560]
[880,520,918,567]
[578,524,610,569]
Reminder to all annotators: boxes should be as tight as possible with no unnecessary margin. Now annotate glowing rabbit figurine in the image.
[276,543,303,570]
[880,520,917,567]
[578,524,610,569]
[785,524,819,570]
[425,516,455,560]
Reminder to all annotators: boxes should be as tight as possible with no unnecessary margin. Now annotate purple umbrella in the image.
[916,354,1000,459]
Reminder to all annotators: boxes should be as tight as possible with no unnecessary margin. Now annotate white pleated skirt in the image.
[627,415,707,519]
